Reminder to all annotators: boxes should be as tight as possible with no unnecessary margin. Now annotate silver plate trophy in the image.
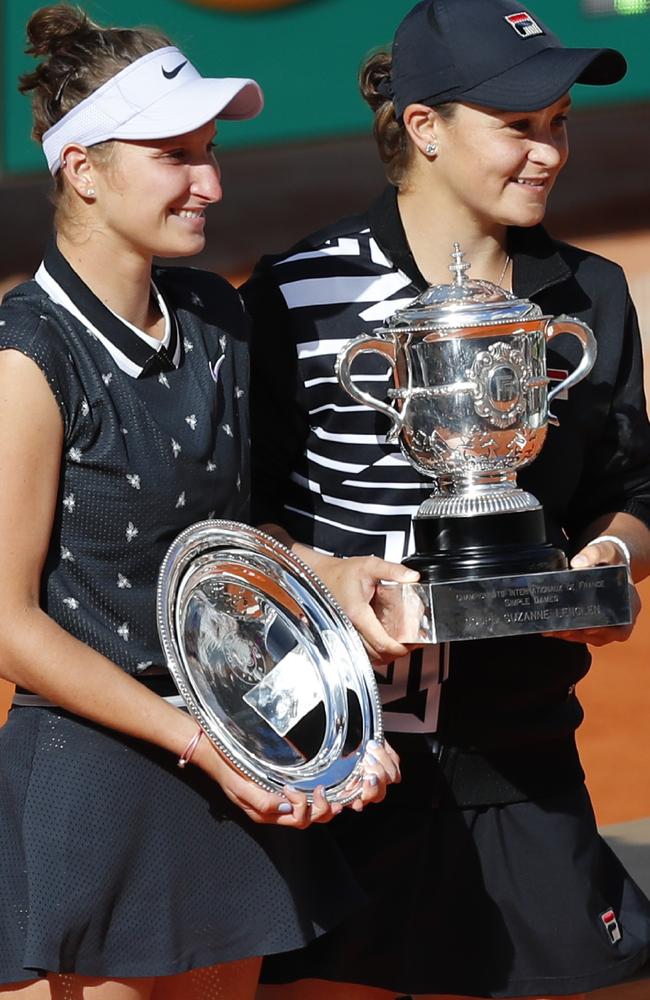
[157,520,382,803]
[337,244,631,643]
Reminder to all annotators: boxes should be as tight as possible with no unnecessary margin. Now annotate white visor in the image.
[42,46,264,175]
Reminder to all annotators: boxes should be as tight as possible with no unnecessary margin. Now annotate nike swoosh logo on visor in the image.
[162,61,187,80]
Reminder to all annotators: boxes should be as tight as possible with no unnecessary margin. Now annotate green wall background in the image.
[3,0,650,175]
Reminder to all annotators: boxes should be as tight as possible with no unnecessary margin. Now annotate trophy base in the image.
[374,565,631,644]
[404,508,567,581]
[381,508,631,642]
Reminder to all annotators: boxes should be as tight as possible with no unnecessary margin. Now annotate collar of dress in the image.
[35,237,181,379]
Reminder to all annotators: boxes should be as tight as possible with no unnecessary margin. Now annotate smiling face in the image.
[88,120,222,261]
[425,96,571,229]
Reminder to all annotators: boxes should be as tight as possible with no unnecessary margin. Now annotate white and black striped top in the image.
[243,186,650,748]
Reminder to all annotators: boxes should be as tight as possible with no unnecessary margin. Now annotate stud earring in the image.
[86,187,96,198]
[425,142,438,157]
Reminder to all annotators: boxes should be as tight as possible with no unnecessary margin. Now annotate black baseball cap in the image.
[387,0,627,119]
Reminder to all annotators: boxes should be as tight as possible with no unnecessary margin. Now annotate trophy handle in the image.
[544,315,597,427]
[336,336,403,442]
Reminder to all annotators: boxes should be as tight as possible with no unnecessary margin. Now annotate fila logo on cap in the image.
[504,12,544,38]
[600,909,622,945]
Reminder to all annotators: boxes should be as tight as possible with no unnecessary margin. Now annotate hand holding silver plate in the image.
[336,244,632,643]
[157,520,384,804]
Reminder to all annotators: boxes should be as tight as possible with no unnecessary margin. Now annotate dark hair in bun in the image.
[359,48,454,187]
[19,5,171,142]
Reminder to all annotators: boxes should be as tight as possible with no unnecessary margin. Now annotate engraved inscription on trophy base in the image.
[374,565,631,644]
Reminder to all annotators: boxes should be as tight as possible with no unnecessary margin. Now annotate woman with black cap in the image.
[0,5,399,998]
[244,0,650,997]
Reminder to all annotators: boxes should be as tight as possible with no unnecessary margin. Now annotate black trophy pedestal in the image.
[403,507,567,582]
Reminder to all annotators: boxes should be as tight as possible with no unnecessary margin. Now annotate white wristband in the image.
[589,534,632,569]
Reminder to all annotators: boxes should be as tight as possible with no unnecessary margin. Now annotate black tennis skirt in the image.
[261,753,650,997]
[0,706,363,986]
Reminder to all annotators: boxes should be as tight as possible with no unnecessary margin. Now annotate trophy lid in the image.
[386,243,542,332]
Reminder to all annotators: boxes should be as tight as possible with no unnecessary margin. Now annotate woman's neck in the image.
[56,231,163,337]
[397,184,510,289]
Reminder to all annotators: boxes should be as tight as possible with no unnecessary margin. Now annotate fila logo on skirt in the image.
[504,12,544,38]
[600,908,623,944]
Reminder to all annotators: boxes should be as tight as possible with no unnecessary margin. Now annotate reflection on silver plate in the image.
[157,520,382,803]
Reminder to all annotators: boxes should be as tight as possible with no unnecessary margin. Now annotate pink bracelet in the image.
[177,726,204,768]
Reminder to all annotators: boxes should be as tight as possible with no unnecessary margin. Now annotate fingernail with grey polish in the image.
[278,802,293,814]
[365,752,378,765]
[367,774,379,787]
[367,739,380,750]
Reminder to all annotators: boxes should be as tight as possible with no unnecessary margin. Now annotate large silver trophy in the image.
[157,521,382,802]
[337,245,631,643]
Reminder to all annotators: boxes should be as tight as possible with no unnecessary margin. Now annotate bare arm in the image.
[570,511,650,583]
[0,350,350,826]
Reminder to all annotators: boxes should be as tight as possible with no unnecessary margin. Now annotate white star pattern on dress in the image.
[235,386,245,399]
[121,426,129,435]
[176,492,186,508]
[136,661,153,672]
[206,461,217,472]
[191,291,203,307]
[207,510,216,519]
[61,545,75,562]
[68,447,82,463]
[102,372,113,386]
[63,597,79,610]
[236,474,242,491]
[81,399,90,417]
[223,424,233,438]
[219,335,227,352]
[158,372,170,389]
[117,622,130,641]
[126,522,139,542]
[184,337,194,352]
[117,574,132,589]
[63,493,76,513]
[171,438,181,458]
[85,327,97,340]
[185,414,197,431]
[126,474,141,490]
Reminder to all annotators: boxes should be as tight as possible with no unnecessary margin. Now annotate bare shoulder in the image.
[0,346,62,410]
[0,348,63,448]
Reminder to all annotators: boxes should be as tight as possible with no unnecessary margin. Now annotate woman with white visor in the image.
[0,5,397,998]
